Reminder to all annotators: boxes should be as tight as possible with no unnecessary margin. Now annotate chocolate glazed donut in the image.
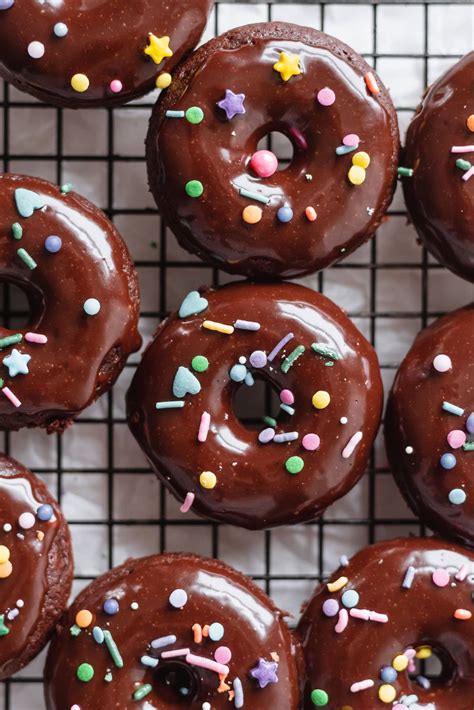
[402,53,474,282]
[0,0,214,108]
[45,553,303,709]
[146,22,400,279]
[0,174,141,431]
[385,305,474,547]
[0,453,72,679]
[126,282,383,529]
[297,537,474,709]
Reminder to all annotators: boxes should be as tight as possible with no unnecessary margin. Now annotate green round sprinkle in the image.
[191,355,209,372]
[11,223,22,240]
[60,183,73,194]
[77,662,94,682]
[311,689,329,706]
[285,456,304,475]
[185,180,204,198]
[186,106,204,124]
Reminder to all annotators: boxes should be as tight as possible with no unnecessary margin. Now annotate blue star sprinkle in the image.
[217,90,246,120]
[249,658,279,688]
[3,349,31,377]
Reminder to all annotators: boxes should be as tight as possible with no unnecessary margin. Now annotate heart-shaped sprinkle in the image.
[14,188,45,218]
[172,366,201,398]
[0,1,14,10]
[179,290,208,319]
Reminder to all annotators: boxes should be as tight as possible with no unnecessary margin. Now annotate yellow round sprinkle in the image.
[312,390,331,410]
[0,546,10,565]
[156,73,172,90]
[348,165,366,186]
[392,654,408,671]
[327,576,348,593]
[199,471,217,490]
[71,73,90,93]
[378,684,396,703]
[467,114,474,132]
[352,151,371,169]
[242,205,262,225]
[75,609,93,628]
[416,645,432,659]
[0,561,12,579]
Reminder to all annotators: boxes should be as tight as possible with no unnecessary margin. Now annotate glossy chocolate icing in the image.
[0,173,141,431]
[147,22,399,279]
[385,305,474,546]
[45,552,302,709]
[0,0,214,108]
[0,453,72,679]
[403,53,474,282]
[126,281,383,529]
[297,537,474,709]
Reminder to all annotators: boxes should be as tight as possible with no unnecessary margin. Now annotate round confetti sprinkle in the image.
[449,488,466,505]
[467,115,474,132]
[214,646,232,664]
[16,599,24,608]
[302,433,320,451]
[249,150,278,178]
[277,206,294,223]
[352,151,370,169]
[185,180,204,198]
[0,546,10,564]
[44,235,62,253]
[76,610,93,628]
[432,568,450,587]
[343,134,360,147]
[447,430,466,449]
[249,350,267,368]
[28,41,45,59]
[280,389,294,405]
[312,391,330,409]
[103,598,119,615]
[340,417,348,424]
[378,684,396,703]
[285,456,304,475]
[348,165,366,185]
[130,601,139,610]
[156,73,172,89]
[53,22,68,37]
[18,512,35,530]
[83,298,101,316]
[258,428,275,444]
[311,689,329,706]
[242,205,262,224]
[322,599,339,617]
[317,87,336,106]
[209,622,224,641]
[109,79,123,94]
[0,561,12,579]
[380,666,397,683]
[467,412,474,435]
[405,446,414,454]
[200,471,217,489]
[169,588,188,608]
[186,107,204,125]
[71,73,90,93]
[191,355,209,372]
[440,453,456,470]
[3,524,11,533]
[392,654,408,672]
[341,589,359,608]
[77,663,94,682]
[433,354,452,372]
[305,206,317,221]
[37,504,53,521]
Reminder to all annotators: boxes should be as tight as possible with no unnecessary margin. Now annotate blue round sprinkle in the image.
[103,598,119,615]
[380,666,397,683]
[277,206,294,223]
[53,22,68,37]
[45,235,62,253]
[440,453,456,470]
[229,363,247,383]
[341,589,359,609]
[448,488,466,505]
[36,504,54,522]
[208,622,224,641]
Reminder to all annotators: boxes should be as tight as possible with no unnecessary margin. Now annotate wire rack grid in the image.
[0,1,473,708]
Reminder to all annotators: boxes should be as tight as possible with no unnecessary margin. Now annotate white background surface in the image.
[1,2,473,707]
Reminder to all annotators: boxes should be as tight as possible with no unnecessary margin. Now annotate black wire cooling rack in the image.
[0,1,472,707]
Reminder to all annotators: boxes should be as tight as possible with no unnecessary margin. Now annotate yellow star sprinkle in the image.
[144,34,173,65]
[273,51,301,82]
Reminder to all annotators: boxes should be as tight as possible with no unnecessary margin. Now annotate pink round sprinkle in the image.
[432,568,450,587]
[109,79,123,93]
[393,705,409,710]
[249,150,278,178]
[433,354,452,373]
[280,389,294,406]
[317,87,336,106]
[447,429,466,449]
[214,646,232,664]
[302,433,320,451]
[343,133,360,147]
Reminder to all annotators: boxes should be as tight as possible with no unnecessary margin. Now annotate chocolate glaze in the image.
[146,22,399,279]
[403,53,474,282]
[0,453,72,679]
[0,173,141,431]
[0,0,214,108]
[385,305,474,547]
[126,281,383,529]
[45,552,302,709]
[297,537,474,708]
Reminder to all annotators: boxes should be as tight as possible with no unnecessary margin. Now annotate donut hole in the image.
[154,660,199,703]
[256,131,295,171]
[408,645,457,687]
[0,279,43,330]
[232,376,281,431]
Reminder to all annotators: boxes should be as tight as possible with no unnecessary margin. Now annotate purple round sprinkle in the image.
[258,427,275,444]
[103,598,119,615]
[45,235,62,253]
[36,504,53,522]
[466,412,474,435]
[249,350,267,368]
[322,599,339,617]
[0,0,14,9]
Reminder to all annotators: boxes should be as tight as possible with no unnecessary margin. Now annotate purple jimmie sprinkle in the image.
[268,333,294,362]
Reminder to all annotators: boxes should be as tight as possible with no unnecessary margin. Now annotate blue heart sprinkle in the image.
[0,1,14,10]
[14,188,45,218]
[178,290,208,319]
[172,366,201,398]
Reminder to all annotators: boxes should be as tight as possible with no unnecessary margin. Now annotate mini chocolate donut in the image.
[45,552,302,709]
[146,22,399,279]
[0,0,213,108]
[0,453,72,679]
[297,537,474,709]
[403,53,474,282]
[385,305,474,546]
[126,282,383,529]
[0,173,141,431]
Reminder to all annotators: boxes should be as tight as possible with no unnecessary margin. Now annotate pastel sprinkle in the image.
[343,134,360,147]
[77,663,94,682]
[440,453,456,469]
[277,206,294,223]
[312,391,330,410]
[156,73,172,89]
[449,488,466,505]
[311,343,340,360]
[402,566,416,589]
[447,430,466,449]
[27,41,45,59]
[281,345,305,373]
[280,389,294,405]
[234,319,260,331]
[350,679,374,693]
[17,248,37,270]
[198,412,211,442]
[398,166,414,177]
[322,599,339,617]
[432,568,450,587]
[456,159,471,171]
[393,654,409,672]
[462,166,474,181]
[335,609,348,633]
[185,180,204,198]
[233,677,244,708]
[242,205,262,224]
[380,666,397,683]
[133,684,152,701]
[191,355,208,372]
[302,433,320,451]
[342,431,363,459]
[364,71,379,94]
[71,73,90,93]
[336,144,358,156]
[285,456,304,474]
[249,350,267,368]
[161,648,190,658]
[442,401,464,416]
[258,427,275,444]
[268,332,294,362]
[141,655,159,668]
[274,432,299,443]
[341,589,359,608]
[239,188,270,205]
[202,320,234,335]
[92,627,104,644]
[327,576,348,593]
[169,589,188,608]
[186,653,229,676]
[166,110,185,118]
[53,22,68,37]
[83,298,101,316]
[103,598,119,615]
[0,334,22,349]
[179,291,208,319]
[1,387,20,407]
[433,354,452,372]
[199,471,217,489]
[455,564,468,581]
[454,609,472,620]
[11,223,22,240]
[249,150,278,178]
[310,689,329,706]
[466,412,474,434]
[180,492,195,514]
[451,145,474,153]
[109,79,123,93]
[151,634,177,649]
[280,404,295,416]
[25,332,47,344]
[214,646,232,664]
[378,684,396,703]
[305,206,317,221]
[317,87,336,106]
[468,115,474,132]
[103,630,123,668]
[156,401,185,410]
[209,622,224,641]
[185,107,204,124]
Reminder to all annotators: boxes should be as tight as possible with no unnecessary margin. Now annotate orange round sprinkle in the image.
[467,114,474,133]
[454,608,472,621]
[76,609,93,628]
[305,206,317,222]
[0,561,12,579]
[242,205,262,224]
